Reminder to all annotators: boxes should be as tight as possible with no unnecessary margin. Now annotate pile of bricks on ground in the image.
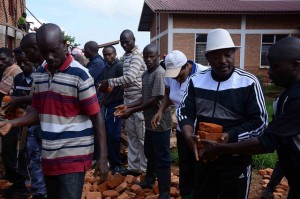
[259,168,289,199]
[82,170,181,199]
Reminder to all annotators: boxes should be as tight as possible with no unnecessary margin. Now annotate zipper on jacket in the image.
[211,81,221,122]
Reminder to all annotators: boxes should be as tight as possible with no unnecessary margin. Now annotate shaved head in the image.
[120,29,135,53]
[20,33,37,48]
[120,29,134,40]
[268,36,300,63]
[35,23,66,71]
[143,44,158,55]
[84,41,99,59]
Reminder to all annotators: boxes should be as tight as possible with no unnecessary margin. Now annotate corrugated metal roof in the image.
[138,0,300,31]
[146,0,300,13]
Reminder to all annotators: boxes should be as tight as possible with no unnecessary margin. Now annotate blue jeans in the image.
[103,100,123,169]
[27,125,47,196]
[45,172,85,199]
[144,129,171,199]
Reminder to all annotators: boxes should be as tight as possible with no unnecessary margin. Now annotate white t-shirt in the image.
[164,63,209,130]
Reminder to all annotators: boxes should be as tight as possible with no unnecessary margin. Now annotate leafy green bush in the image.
[252,152,278,169]
[170,148,179,165]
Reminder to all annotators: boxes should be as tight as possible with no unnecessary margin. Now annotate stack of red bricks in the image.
[82,170,181,199]
[259,168,289,199]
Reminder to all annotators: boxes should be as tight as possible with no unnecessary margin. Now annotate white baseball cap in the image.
[165,50,188,78]
[202,28,240,55]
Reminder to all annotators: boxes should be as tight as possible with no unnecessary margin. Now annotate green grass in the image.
[170,148,179,165]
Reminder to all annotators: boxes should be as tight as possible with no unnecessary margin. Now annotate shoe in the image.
[111,166,127,175]
[136,181,154,189]
[4,186,30,199]
[126,170,142,177]
[32,194,47,199]
[262,187,274,199]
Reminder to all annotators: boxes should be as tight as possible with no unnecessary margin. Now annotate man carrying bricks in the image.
[115,44,172,199]
[200,36,300,199]
[99,29,147,176]
[177,28,268,199]
[0,23,108,199]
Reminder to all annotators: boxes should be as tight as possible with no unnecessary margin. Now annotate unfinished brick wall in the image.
[246,14,300,29]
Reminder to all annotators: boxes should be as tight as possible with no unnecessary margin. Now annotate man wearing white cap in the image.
[151,50,207,199]
[177,28,268,199]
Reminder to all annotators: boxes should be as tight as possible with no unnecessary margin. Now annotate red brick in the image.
[265,168,273,175]
[171,176,179,186]
[102,190,119,198]
[82,191,87,199]
[125,175,134,184]
[170,187,178,197]
[144,192,155,197]
[258,169,267,176]
[116,182,127,193]
[85,175,97,184]
[130,184,142,193]
[98,181,108,193]
[153,184,159,195]
[83,183,93,192]
[275,188,286,195]
[273,192,283,199]
[145,195,159,199]
[279,181,289,190]
[117,192,129,199]
[263,175,271,179]
[261,179,269,185]
[107,175,124,189]
[86,192,102,199]
[124,190,136,198]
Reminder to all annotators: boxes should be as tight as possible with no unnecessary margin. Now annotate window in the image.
[261,34,288,67]
[8,0,14,17]
[195,34,209,66]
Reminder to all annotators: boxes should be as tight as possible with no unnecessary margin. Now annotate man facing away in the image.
[99,29,147,176]
[177,28,268,199]
[199,36,300,199]
[0,23,108,199]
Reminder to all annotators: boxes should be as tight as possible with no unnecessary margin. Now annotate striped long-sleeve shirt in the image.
[108,46,146,100]
[177,67,268,143]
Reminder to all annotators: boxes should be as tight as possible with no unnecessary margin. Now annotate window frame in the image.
[195,33,209,66]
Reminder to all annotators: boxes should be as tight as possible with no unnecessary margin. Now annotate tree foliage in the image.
[62,31,80,47]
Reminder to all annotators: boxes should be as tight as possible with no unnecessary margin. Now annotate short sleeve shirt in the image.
[142,65,172,132]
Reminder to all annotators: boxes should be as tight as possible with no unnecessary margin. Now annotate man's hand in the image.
[94,159,109,183]
[98,80,109,92]
[0,122,12,136]
[114,105,127,116]
[151,111,162,129]
[220,133,229,143]
[185,134,199,161]
[117,109,132,119]
[198,139,223,163]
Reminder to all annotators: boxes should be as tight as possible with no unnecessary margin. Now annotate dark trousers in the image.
[103,100,123,169]
[267,160,284,191]
[45,172,85,199]
[2,127,28,189]
[27,125,47,196]
[193,160,252,199]
[176,130,195,196]
[144,129,171,199]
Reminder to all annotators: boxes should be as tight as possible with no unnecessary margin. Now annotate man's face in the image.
[268,58,295,87]
[0,52,13,71]
[206,48,235,79]
[84,45,92,59]
[173,63,190,83]
[120,34,135,53]
[21,44,39,64]
[103,48,116,65]
[38,39,65,70]
[17,53,34,76]
[143,49,158,70]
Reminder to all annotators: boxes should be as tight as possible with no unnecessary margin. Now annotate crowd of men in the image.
[0,23,299,199]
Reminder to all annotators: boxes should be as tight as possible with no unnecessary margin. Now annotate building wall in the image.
[173,33,195,61]
[160,13,168,33]
[173,14,241,29]
[160,34,168,59]
[231,34,241,67]
[0,0,25,48]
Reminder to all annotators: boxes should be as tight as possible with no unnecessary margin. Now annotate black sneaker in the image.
[111,166,127,175]
[32,194,47,199]
[137,181,154,189]
[121,169,141,177]
[262,187,274,199]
